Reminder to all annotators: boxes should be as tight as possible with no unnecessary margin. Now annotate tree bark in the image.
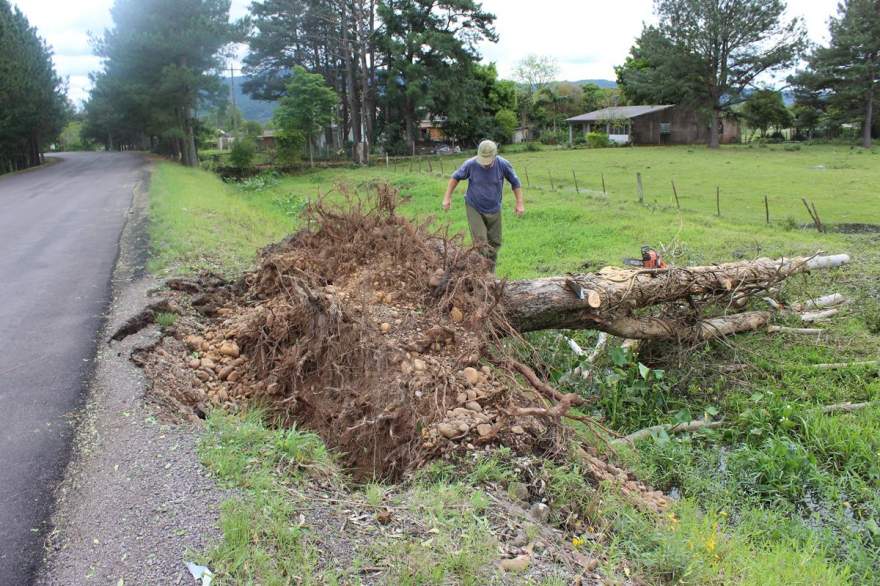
[708,107,721,149]
[863,76,874,149]
[500,255,849,339]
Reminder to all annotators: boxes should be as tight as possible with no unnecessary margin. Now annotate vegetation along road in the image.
[0,152,146,583]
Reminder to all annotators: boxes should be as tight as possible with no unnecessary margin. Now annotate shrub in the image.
[229,139,256,170]
[586,132,613,149]
[524,141,542,152]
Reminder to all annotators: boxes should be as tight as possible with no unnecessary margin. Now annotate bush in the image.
[539,129,567,145]
[586,132,613,149]
[229,139,256,170]
[524,141,542,152]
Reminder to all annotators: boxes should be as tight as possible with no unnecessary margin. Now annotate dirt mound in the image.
[139,184,666,510]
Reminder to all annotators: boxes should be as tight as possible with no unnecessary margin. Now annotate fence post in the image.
[549,171,556,191]
[439,158,444,176]
[764,195,770,224]
[715,186,720,216]
[525,167,531,188]
[601,173,606,195]
[427,158,433,173]
[671,179,680,209]
[572,170,580,194]
[637,172,644,203]
[385,153,389,168]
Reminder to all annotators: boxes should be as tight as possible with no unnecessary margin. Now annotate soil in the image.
[135,184,667,512]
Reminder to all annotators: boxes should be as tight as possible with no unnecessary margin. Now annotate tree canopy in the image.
[274,65,338,166]
[790,0,880,147]
[0,0,68,173]
[617,0,805,148]
[82,0,235,165]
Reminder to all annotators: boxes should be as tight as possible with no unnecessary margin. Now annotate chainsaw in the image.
[623,245,667,269]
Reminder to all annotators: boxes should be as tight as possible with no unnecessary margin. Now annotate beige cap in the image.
[476,140,498,166]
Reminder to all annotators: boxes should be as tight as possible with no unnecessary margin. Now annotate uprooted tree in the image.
[141,185,849,512]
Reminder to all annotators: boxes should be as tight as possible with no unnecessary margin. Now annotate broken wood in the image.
[502,254,848,338]
[816,401,877,415]
[767,326,825,335]
[800,308,840,322]
[792,293,847,311]
[808,360,880,370]
[611,418,724,446]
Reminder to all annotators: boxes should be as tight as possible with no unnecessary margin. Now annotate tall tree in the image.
[85,0,234,165]
[274,65,338,166]
[0,0,68,172]
[617,0,805,148]
[512,54,559,129]
[790,0,880,148]
[377,0,496,153]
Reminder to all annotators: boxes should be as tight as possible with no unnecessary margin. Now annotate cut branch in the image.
[611,418,724,446]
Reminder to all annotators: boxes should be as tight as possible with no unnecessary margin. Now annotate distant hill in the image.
[224,76,277,123]
[569,79,618,89]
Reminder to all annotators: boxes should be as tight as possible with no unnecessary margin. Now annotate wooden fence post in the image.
[549,171,556,191]
[572,170,580,194]
[715,186,721,216]
[637,172,644,203]
[439,158,444,176]
[427,158,433,173]
[764,195,770,225]
[601,173,606,195]
[525,167,530,188]
[671,179,680,209]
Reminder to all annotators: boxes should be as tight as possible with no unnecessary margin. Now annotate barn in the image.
[566,105,740,146]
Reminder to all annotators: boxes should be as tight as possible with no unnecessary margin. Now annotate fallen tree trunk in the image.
[501,254,849,338]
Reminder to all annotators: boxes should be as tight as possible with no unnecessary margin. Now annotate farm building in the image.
[566,105,740,146]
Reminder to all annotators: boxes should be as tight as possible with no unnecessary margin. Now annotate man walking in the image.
[442,140,525,269]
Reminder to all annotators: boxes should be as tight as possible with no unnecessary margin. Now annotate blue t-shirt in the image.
[451,156,522,214]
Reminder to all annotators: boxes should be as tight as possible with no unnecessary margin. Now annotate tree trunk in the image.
[708,108,721,149]
[500,255,849,339]
[863,79,874,149]
[341,3,363,164]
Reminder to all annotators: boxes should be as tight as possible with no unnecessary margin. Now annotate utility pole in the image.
[228,62,242,139]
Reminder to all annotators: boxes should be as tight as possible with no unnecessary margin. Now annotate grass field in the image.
[151,144,880,584]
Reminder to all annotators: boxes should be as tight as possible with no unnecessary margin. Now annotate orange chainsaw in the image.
[623,245,667,269]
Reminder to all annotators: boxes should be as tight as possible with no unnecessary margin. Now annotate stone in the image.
[195,370,211,382]
[428,268,445,288]
[511,425,525,435]
[465,401,482,412]
[456,422,470,434]
[380,322,391,333]
[227,370,240,383]
[218,365,235,381]
[529,502,550,523]
[219,340,240,358]
[456,393,467,404]
[412,358,427,371]
[498,555,530,572]
[400,361,413,374]
[476,424,493,437]
[466,390,478,401]
[450,307,464,323]
[481,365,491,375]
[184,335,205,350]
[461,367,480,385]
[452,407,471,418]
[438,423,458,439]
[188,358,201,369]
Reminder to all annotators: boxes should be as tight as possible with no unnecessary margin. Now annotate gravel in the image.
[37,174,230,585]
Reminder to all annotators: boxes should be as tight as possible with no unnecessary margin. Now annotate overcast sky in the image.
[11,0,841,105]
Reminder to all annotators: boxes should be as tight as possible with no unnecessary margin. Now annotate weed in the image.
[153,311,177,328]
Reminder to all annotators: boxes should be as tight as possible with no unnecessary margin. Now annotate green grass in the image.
[147,162,294,275]
[149,144,880,584]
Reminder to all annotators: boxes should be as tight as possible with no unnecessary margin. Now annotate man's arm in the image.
[513,186,525,216]
[442,178,459,211]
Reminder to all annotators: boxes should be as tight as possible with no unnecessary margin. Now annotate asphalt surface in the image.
[0,152,146,584]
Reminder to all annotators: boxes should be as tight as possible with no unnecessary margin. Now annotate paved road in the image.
[0,152,146,584]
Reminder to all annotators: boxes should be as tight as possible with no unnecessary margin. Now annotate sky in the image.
[11,0,841,106]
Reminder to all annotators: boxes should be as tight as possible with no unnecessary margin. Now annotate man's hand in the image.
[442,196,452,212]
[514,201,525,217]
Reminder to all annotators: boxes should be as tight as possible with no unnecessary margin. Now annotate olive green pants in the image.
[466,204,502,267]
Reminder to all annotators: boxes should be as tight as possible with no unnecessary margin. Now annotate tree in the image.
[513,54,559,128]
[494,109,517,142]
[790,0,880,148]
[617,0,806,148]
[441,63,515,146]
[84,0,234,165]
[0,0,68,172]
[742,89,792,138]
[377,0,497,153]
[274,65,338,166]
